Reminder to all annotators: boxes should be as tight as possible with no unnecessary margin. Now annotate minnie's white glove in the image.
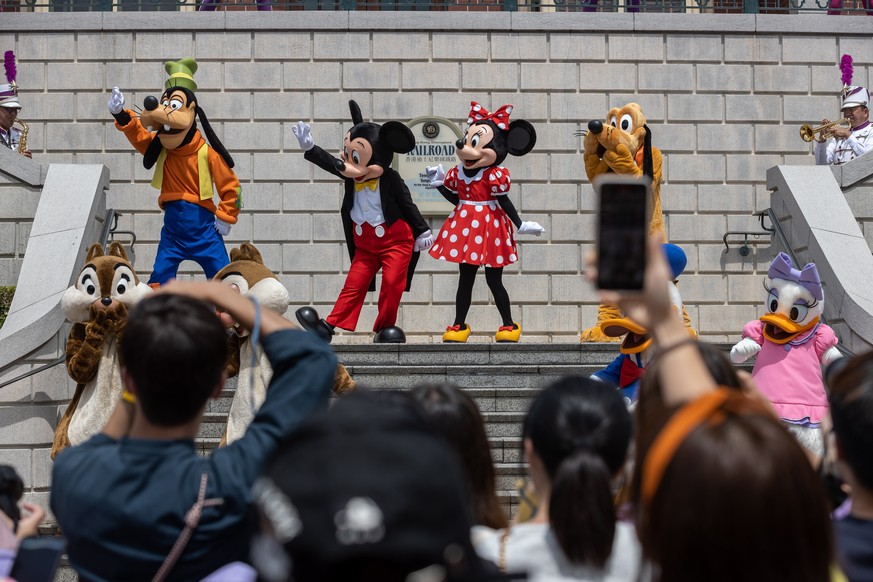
[516,221,545,236]
[214,218,232,237]
[413,230,434,252]
[292,121,315,151]
[425,164,446,189]
[730,337,761,363]
[108,87,125,115]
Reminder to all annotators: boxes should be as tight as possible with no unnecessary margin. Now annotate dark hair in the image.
[0,465,23,530]
[411,384,508,530]
[523,377,631,568]
[640,408,832,582]
[827,350,873,491]
[119,294,228,427]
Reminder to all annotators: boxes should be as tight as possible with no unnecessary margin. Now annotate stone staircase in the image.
[196,342,624,515]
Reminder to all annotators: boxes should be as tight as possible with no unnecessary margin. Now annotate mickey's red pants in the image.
[326,220,413,332]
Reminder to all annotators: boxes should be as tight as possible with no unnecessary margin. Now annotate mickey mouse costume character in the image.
[108,58,240,286]
[730,252,842,455]
[292,101,433,344]
[425,102,544,343]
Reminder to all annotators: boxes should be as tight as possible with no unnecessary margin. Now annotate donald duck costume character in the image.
[730,253,842,454]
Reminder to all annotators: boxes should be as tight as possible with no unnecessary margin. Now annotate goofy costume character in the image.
[731,253,842,456]
[108,58,240,286]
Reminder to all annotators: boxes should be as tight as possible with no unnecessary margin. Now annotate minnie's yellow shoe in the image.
[443,324,471,343]
[495,322,521,343]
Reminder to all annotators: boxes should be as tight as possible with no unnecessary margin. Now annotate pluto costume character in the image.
[580,103,665,342]
[215,243,356,446]
[51,242,152,459]
[108,58,240,286]
[292,101,433,344]
[730,253,842,455]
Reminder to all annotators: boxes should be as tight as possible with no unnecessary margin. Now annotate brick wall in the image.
[2,12,872,343]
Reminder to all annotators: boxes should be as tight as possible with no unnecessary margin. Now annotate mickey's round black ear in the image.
[380,121,416,154]
[349,100,364,126]
[507,120,536,156]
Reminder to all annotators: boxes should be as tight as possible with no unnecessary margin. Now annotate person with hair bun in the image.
[472,377,641,581]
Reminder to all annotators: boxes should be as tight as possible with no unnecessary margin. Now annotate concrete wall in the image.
[2,12,873,342]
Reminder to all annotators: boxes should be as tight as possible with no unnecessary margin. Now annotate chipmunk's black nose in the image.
[101,297,112,306]
[144,96,159,111]
[588,119,603,134]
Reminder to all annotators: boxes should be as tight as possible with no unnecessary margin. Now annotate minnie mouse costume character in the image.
[292,101,433,344]
[425,102,544,343]
[108,58,240,286]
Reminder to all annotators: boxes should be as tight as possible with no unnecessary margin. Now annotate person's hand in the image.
[587,234,675,333]
[107,87,125,115]
[413,230,434,252]
[15,503,45,540]
[424,164,445,189]
[730,337,761,363]
[291,121,314,151]
[516,221,545,236]
[831,126,851,140]
[214,218,232,237]
[20,149,32,159]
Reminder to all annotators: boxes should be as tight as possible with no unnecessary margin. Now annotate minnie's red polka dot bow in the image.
[467,102,513,131]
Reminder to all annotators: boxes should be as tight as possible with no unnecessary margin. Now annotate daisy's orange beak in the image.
[760,313,819,344]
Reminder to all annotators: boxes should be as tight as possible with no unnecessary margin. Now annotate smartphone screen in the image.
[9,536,65,582]
[596,176,651,291]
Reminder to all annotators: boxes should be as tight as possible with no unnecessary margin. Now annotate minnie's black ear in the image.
[380,121,416,154]
[349,100,364,126]
[507,120,536,157]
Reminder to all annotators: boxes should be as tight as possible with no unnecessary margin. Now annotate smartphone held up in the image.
[594,174,652,292]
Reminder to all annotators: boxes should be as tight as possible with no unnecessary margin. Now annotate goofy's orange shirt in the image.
[115,111,240,224]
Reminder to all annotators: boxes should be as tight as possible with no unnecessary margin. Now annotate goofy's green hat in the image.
[165,58,198,93]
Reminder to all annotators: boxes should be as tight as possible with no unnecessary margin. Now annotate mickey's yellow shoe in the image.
[443,324,471,343]
[495,322,521,343]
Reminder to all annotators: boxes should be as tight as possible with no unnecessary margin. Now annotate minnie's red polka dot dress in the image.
[429,165,518,268]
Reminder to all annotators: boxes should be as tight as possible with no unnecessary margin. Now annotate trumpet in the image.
[800,118,851,143]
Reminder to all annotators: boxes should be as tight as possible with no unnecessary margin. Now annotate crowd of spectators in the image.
[0,235,869,581]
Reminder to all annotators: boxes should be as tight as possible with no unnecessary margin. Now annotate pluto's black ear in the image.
[507,120,536,157]
[380,121,416,154]
[349,100,364,126]
[143,137,164,170]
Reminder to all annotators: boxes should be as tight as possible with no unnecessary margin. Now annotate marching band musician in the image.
[815,84,873,166]
[0,50,31,159]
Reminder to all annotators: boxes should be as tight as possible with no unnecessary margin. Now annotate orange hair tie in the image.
[641,388,734,506]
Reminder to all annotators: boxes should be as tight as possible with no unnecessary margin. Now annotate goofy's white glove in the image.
[413,230,434,252]
[516,221,545,236]
[424,164,446,189]
[730,337,761,364]
[108,87,125,115]
[214,218,232,237]
[292,121,315,152]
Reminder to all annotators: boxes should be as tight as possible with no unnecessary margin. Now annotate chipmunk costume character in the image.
[580,103,666,342]
[108,58,240,286]
[215,243,356,446]
[51,242,152,459]
[292,101,433,344]
[730,253,842,454]
[425,102,544,343]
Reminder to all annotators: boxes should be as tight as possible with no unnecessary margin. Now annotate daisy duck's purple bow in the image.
[767,252,823,301]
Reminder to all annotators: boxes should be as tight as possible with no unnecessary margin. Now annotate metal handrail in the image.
[0,208,127,391]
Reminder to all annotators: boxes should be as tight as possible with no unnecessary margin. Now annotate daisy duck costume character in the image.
[592,243,690,407]
[291,101,434,344]
[730,253,842,454]
[108,58,240,286]
[424,102,544,343]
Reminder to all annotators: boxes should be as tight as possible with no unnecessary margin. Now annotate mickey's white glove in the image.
[413,230,434,252]
[516,221,545,236]
[108,87,125,115]
[425,164,446,189]
[292,121,314,151]
[214,218,232,237]
[730,337,761,363]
